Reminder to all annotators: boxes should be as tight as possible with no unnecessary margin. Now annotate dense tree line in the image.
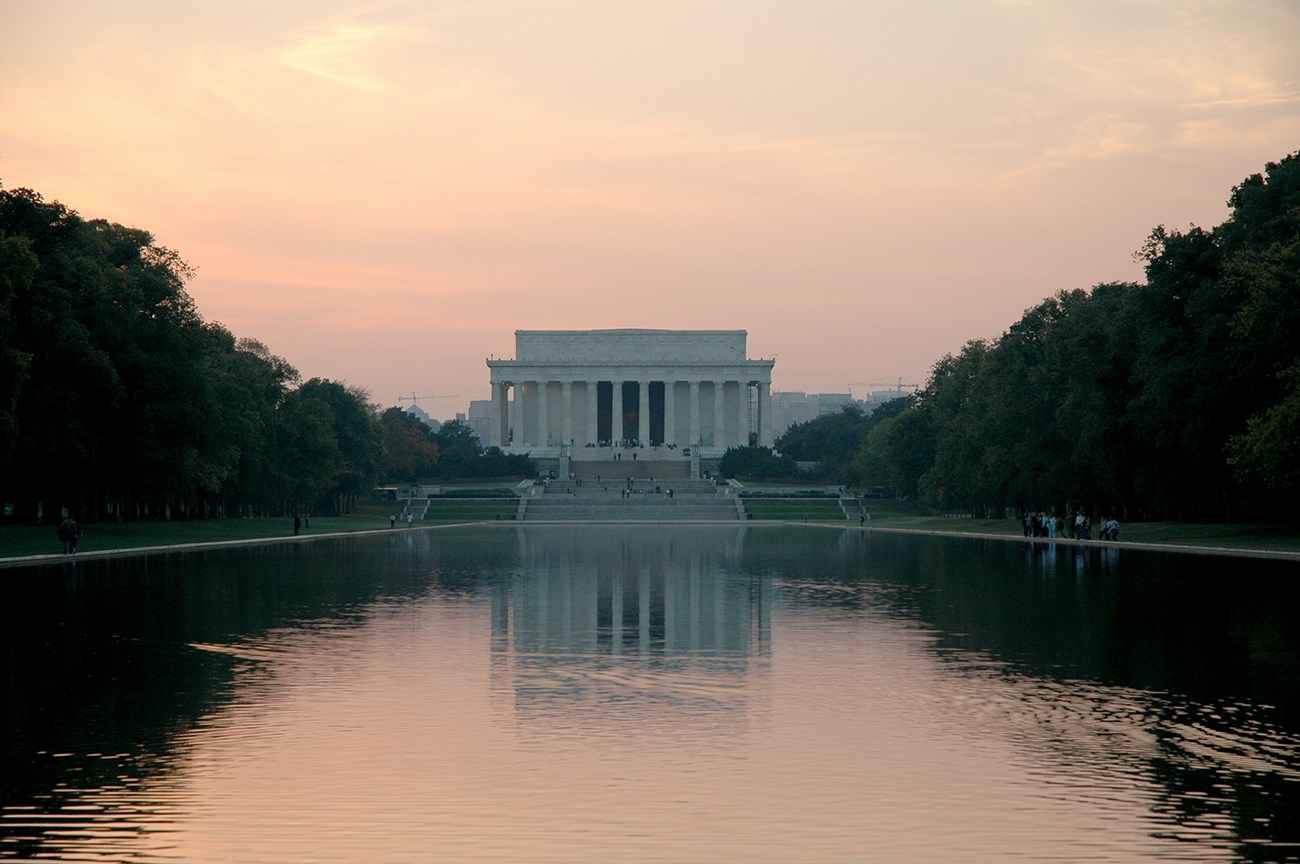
[0,186,385,521]
[719,399,906,481]
[379,412,534,483]
[776,400,907,480]
[0,186,533,524]
[857,153,1300,521]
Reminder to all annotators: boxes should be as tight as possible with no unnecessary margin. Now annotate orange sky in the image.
[3,0,1298,417]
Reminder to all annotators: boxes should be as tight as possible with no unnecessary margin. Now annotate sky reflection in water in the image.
[2,526,1298,862]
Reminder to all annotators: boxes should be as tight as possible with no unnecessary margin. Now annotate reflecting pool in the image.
[2,525,1298,862]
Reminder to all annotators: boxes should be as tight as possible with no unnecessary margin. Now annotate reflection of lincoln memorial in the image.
[490,526,772,658]
[486,329,775,455]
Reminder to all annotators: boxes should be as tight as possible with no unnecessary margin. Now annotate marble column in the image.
[587,381,598,447]
[663,380,676,446]
[717,384,728,452]
[639,380,650,446]
[518,382,531,447]
[737,382,749,447]
[537,380,549,447]
[561,381,573,447]
[490,381,507,447]
[688,380,700,445]
[759,381,773,446]
[611,379,623,445]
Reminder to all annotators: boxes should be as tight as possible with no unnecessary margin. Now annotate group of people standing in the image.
[1022,510,1119,541]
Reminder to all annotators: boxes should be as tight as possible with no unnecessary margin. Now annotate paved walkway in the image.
[3,521,1298,569]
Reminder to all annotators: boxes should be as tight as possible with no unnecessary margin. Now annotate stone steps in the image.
[566,456,693,479]
[544,479,718,495]
[522,494,741,521]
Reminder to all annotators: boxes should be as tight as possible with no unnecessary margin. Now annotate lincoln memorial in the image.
[486,330,775,455]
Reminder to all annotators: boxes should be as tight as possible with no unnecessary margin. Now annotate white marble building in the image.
[486,330,775,454]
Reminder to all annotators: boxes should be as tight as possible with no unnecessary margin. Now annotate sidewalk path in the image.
[3,520,1299,569]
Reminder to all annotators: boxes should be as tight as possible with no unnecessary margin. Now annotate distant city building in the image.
[770,391,859,440]
[404,403,432,426]
[467,400,493,444]
[816,393,853,415]
[770,392,814,439]
[859,388,908,414]
[767,387,914,441]
[402,404,440,434]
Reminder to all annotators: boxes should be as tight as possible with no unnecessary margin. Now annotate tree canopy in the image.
[857,152,1300,520]
[0,186,379,521]
[773,399,907,484]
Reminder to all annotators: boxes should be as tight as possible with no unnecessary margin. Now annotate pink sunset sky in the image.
[3,0,1298,419]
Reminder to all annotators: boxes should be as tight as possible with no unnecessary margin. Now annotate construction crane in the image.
[847,379,920,397]
[397,392,458,407]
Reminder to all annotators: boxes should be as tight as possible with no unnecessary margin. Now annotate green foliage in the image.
[293,379,381,512]
[859,151,1300,520]
[741,498,845,521]
[0,184,383,522]
[719,445,798,480]
[1229,364,1300,491]
[380,407,440,483]
[428,419,537,479]
[775,400,905,483]
[471,446,537,479]
[430,419,482,478]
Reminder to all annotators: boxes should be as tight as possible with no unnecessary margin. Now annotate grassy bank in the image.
[740,492,1300,554]
[742,499,846,521]
[859,513,1300,554]
[3,501,1297,559]
[0,499,525,560]
[0,513,393,558]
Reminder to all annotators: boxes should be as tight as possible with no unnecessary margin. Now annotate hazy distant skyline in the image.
[4,0,1298,418]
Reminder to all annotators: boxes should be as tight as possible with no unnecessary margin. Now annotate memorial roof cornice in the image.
[514,328,748,335]
[486,359,775,366]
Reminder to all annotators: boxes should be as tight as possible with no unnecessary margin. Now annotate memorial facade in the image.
[486,330,775,452]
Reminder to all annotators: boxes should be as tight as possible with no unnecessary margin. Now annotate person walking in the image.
[58,516,78,554]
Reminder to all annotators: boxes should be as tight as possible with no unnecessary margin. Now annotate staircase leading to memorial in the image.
[519,480,743,521]
[568,450,694,481]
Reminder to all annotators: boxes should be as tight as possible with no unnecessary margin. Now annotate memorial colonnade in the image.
[486,330,775,452]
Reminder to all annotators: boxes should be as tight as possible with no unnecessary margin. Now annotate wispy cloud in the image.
[279,19,422,91]
[1184,91,1300,110]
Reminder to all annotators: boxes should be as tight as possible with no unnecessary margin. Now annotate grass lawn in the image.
[743,498,846,521]
[4,498,1297,559]
[737,481,837,494]
[743,494,1300,554]
[860,512,1300,554]
[423,500,520,522]
[0,513,393,559]
[0,499,525,560]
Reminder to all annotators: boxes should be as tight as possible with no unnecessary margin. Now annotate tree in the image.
[430,419,482,479]
[719,446,798,480]
[0,234,36,464]
[1228,365,1300,493]
[0,183,385,522]
[294,379,381,513]
[776,405,873,482]
[380,408,440,483]
[0,187,206,521]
